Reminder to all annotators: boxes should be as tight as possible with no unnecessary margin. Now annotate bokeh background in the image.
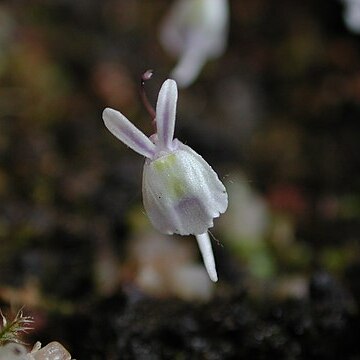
[0,0,359,359]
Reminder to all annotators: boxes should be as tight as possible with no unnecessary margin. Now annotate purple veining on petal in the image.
[120,126,154,156]
[103,108,156,158]
[156,79,177,150]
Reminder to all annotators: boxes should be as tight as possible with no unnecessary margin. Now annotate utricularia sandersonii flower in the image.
[160,0,229,88]
[103,79,228,281]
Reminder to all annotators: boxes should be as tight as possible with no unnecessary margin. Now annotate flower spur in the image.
[102,78,228,281]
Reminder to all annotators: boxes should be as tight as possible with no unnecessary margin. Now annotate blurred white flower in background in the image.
[128,232,214,301]
[218,173,276,279]
[342,0,360,33]
[160,0,229,87]
[103,79,228,281]
[219,173,269,242]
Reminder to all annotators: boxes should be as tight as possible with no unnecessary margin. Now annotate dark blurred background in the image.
[0,0,359,359]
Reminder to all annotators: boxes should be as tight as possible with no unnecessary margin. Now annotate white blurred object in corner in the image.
[342,0,360,33]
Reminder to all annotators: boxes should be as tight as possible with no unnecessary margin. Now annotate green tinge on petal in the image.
[142,142,228,236]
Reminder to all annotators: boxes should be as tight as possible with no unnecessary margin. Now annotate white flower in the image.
[29,342,72,360]
[28,341,71,360]
[102,79,228,281]
[0,342,73,360]
[160,0,229,88]
[342,0,360,33]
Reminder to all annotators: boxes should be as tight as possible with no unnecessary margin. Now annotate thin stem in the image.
[140,70,157,130]
[208,229,223,247]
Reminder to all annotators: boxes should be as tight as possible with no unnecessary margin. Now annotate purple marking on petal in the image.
[156,79,178,150]
[103,108,156,158]
[173,196,214,235]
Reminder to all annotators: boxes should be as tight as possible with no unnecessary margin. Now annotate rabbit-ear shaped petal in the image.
[103,108,156,158]
[155,79,177,150]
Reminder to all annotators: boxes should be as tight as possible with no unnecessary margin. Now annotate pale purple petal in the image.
[177,143,228,216]
[196,232,218,282]
[155,79,177,150]
[103,108,156,158]
[142,142,228,236]
[173,197,215,234]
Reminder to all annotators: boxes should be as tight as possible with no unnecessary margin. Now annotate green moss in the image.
[0,310,33,346]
